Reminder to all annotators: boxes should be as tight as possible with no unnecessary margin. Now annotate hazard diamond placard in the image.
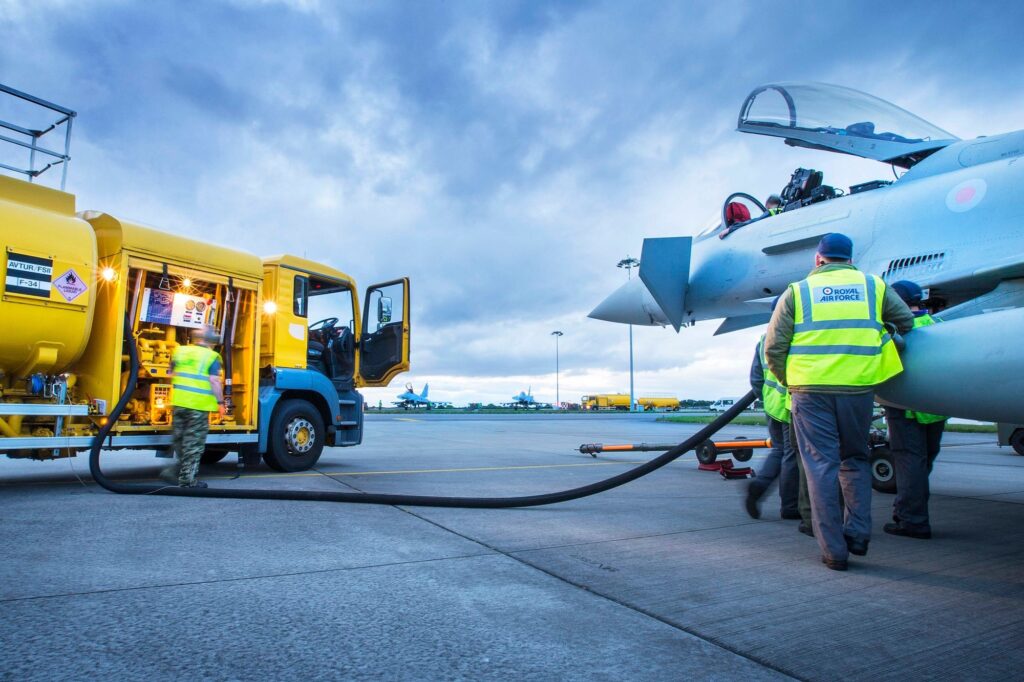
[53,269,88,302]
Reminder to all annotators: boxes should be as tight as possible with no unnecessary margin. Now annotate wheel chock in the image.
[697,458,754,479]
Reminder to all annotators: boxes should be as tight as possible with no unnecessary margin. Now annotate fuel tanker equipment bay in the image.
[0,177,411,472]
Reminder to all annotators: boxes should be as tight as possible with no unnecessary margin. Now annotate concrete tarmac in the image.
[1,413,1022,680]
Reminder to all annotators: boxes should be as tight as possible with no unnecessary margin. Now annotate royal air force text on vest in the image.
[814,285,865,304]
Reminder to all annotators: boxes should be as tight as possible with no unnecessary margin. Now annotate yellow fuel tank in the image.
[0,176,97,380]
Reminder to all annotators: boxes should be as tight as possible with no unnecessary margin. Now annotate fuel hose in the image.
[90,315,756,508]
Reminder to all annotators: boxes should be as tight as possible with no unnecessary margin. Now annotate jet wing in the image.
[714,314,772,336]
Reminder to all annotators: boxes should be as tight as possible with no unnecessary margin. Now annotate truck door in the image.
[357,278,410,387]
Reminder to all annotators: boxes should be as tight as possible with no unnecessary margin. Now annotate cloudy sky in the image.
[2,1,1022,406]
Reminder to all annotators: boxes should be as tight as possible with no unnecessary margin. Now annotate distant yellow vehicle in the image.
[581,394,680,411]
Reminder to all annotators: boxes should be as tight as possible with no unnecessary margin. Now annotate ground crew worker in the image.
[766,194,783,215]
[169,326,225,488]
[882,280,946,539]
[765,233,914,570]
[745,298,800,520]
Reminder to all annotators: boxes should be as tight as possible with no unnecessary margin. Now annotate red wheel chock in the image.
[697,458,754,479]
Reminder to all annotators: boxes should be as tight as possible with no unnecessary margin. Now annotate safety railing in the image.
[0,83,76,190]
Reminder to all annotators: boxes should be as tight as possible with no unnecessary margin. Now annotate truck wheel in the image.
[265,399,325,472]
[696,440,717,465]
[1010,429,1024,456]
[201,448,229,465]
[870,445,897,494]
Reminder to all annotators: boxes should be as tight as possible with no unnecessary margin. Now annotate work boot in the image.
[798,522,814,537]
[781,510,802,520]
[180,481,208,489]
[744,483,763,519]
[821,556,848,571]
[845,535,869,556]
[883,522,931,539]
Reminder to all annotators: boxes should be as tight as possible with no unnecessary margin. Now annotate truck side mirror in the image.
[378,296,392,324]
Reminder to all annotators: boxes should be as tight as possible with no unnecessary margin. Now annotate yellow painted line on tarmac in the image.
[208,461,642,481]
[0,460,650,487]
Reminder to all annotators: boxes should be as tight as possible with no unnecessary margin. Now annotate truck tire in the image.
[201,448,229,465]
[1010,429,1024,456]
[870,445,897,494]
[264,399,326,472]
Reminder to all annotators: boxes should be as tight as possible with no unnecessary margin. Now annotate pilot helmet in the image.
[766,194,782,207]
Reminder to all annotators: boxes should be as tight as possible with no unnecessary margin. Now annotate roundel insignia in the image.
[946,178,987,213]
[822,287,833,295]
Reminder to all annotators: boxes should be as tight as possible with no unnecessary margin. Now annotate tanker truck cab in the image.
[258,255,409,470]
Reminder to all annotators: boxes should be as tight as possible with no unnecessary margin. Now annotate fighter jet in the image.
[393,382,432,409]
[590,82,1024,424]
[509,387,546,410]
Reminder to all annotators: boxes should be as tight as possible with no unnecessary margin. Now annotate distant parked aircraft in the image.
[394,383,432,409]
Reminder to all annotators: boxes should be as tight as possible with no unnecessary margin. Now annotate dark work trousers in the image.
[883,407,945,532]
[791,392,874,562]
[793,421,844,527]
[750,416,799,515]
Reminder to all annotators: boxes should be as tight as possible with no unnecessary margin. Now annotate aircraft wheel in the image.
[734,448,754,463]
[265,399,325,472]
[695,440,717,464]
[1010,429,1024,456]
[870,445,897,494]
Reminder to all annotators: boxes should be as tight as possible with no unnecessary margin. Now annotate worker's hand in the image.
[218,403,226,417]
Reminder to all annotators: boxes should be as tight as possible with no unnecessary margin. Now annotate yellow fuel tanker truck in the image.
[581,394,681,411]
[0,86,409,472]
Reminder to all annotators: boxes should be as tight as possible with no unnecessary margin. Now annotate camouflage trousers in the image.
[172,406,210,486]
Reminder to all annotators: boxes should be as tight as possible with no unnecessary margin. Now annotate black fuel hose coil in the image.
[90,315,756,507]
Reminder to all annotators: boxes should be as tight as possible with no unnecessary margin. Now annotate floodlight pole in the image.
[617,257,640,413]
[551,331,563,409]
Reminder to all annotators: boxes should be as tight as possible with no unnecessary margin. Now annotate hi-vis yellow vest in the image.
[906,314,947,425]
[171,345,221,411]
[786,269,903,388]
[759,335,790,423]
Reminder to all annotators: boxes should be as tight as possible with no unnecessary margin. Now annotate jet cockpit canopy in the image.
[737,82,959,168]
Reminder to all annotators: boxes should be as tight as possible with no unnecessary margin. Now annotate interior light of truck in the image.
[101,267,117,282]
[182,277,192,289]
[263,300,278,315]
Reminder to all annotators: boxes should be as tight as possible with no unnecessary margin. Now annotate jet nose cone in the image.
[588,278,670,327]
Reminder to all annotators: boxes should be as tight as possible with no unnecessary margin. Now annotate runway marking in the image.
[393,418,423,423]
[215,461,643,480]
[0,460,651,487]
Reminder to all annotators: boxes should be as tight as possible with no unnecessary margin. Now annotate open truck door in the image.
[357,278,410,387]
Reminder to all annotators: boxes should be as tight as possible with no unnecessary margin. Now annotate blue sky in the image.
[2,0,1022,405]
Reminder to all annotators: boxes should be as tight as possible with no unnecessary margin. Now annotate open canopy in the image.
[737,82,959,168]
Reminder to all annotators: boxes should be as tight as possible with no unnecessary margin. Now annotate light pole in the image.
[551,331,563,409]
[617,257,640,412]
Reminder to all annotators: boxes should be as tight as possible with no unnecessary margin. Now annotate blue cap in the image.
[817,233,853,260]
[890,280,923,306]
